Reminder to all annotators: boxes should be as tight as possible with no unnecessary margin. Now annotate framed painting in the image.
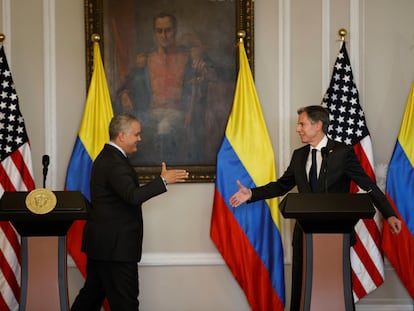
[84,0,254,183]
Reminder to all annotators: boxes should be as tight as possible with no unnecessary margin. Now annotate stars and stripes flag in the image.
[210,40,285,311]
[0,45,35,310]
[65,40,113,309]
[321,41,384,301]
[382,82,414,299]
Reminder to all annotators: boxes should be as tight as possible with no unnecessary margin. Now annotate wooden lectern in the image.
[280,193,375,311]
[0,191,89,311]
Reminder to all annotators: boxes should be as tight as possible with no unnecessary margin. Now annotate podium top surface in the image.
[280,193,375,220]
[0,191,89,221]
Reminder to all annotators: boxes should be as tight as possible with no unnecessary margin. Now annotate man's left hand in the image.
[387,216,402,234]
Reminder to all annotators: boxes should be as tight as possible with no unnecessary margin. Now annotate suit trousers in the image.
[71,259,139,311]
[290,223,303,311]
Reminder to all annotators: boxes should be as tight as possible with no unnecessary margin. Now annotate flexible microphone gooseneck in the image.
[42,154,50,188]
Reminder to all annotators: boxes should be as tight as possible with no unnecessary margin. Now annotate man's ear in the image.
[117,131,125,142]
[316,120,324,131]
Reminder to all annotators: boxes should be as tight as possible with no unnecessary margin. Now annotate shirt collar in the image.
[313,135,328,151]
[108,141,127,157]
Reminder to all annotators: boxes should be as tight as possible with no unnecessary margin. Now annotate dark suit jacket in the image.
[82,144,166,262]
[251,139,396,219]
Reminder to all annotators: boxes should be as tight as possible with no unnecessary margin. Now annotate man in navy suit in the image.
[71,113,189,311]
[229,105,401,311]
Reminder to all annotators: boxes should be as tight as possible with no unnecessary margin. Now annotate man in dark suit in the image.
[71,113,189,311]
[229,105,401,311]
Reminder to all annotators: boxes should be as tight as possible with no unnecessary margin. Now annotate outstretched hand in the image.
[161,162,189,184]
[229,180,252,207]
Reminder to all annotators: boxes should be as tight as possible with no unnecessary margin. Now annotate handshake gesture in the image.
[229,180,252,207]
[160,162,189,184]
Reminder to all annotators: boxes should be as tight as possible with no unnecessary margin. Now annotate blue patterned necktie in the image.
[309,148,318,192]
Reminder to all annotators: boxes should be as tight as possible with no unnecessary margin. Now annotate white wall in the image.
[1,0,413,310]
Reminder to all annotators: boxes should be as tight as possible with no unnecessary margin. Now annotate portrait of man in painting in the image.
[101,0,237,168]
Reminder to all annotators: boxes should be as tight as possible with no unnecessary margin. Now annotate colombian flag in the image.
[382,82,414,299]
[210,40,285,310]
[65,41,114,278]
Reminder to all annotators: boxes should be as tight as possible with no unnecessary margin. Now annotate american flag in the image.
[0,45,35,310]
[321,42,384,301]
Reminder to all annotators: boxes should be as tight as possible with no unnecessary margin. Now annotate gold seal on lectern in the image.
[25,188,57,215]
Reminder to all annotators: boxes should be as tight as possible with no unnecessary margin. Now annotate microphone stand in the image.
[42,155,49,188]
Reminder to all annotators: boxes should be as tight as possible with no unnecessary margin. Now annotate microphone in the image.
[42,155,50,188]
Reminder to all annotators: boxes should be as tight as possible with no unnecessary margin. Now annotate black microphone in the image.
[42,155,50,188]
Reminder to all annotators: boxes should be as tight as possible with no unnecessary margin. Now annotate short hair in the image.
[153,12,177,30]
[109,113,140,140]
[297,105,330,134]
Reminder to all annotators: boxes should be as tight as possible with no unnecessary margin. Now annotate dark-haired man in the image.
[229,105,401,310]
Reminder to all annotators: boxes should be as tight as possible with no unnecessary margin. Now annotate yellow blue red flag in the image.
[65,41,114,278]
[210,40,285,310]
[383,82,414,299]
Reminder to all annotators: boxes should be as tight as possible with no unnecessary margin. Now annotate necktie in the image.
[309,148,318,192]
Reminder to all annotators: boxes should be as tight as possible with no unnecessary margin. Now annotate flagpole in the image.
[237,30,246,42]
[211,26,285,310]
[338,29,347,52]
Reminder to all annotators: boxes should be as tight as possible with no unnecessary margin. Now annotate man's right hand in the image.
[229,180,252,207]
[161,162,189,184]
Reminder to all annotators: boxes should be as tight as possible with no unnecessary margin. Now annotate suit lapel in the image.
[317,139,335,192]
[297,145,312,192]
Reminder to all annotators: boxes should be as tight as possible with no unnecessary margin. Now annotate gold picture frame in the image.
[84,0,254,183]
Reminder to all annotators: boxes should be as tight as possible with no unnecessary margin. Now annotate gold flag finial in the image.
[0,33,5,43]
[91,33,100,43]
[338,28,347,42]
[237,30,246,43]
